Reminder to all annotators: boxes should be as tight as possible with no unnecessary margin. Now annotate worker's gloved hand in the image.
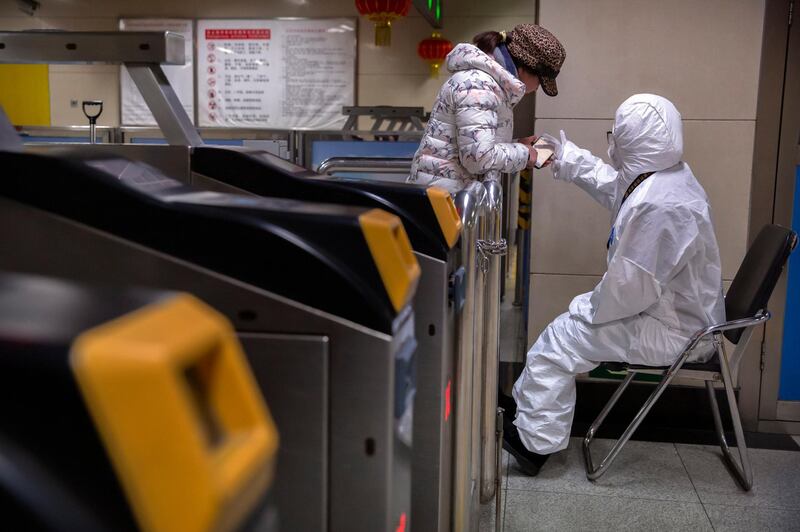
[538,130,569,177]
[537,131,566,160]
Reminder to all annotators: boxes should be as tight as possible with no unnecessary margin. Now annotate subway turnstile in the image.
[0,271,279,532]
[0,149,418,532]
[190,146,465,532]
[33,141,466,532]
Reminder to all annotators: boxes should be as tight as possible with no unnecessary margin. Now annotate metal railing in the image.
[479,179,506,504]
[118,126,295,161]
[16,125,119,144]
[15,126,425,172]
[316,156,413,175]
[16,125,295,160]
[500,171,520,288]
[452,177,509,530]
[452,182,485,532]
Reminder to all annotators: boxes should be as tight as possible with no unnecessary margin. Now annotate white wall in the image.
[527,0,766,347]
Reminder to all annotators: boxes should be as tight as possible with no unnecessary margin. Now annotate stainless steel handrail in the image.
[452,182,485,532]
[480,180,505,503]
[500,171,520,284]
[316,156,413,174]
[118,125,294,139]
[117,126,295,159]
[452,179,508,526]
[513,227,526,306]
[470,186,488,515]
[16,125,118,144]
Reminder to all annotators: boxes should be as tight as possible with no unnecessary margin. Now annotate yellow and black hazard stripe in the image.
[518,168,532,230]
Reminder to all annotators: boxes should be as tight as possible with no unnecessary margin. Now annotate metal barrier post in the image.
[513,227,526,306]
[500,172,510,296]
[500,171,520,287]
[316,156,413,175]
[479,180,505,503]
[495,407,505,532]
[514,169,532,307]
[470,189,488,514]
[452,183,485,532]
[507,171,520,250]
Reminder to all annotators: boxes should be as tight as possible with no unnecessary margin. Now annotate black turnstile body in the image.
[0,151,416,532]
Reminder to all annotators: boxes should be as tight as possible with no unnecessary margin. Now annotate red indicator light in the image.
[445,379,452,421]
[395,512,407,532]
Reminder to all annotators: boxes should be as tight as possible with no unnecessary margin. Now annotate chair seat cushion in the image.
[600,354,721,374]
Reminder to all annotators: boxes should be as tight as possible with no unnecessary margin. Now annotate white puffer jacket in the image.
[409,43,529,193]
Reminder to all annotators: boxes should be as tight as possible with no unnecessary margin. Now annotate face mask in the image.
[607,136,622,170]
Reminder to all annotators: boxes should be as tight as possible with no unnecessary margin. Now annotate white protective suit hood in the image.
[610,94,684,186]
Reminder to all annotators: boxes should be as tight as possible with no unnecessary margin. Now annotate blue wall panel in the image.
[779,165,800,400]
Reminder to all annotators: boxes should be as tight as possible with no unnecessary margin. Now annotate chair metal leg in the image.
[582,372,634,480]
[706,381,728,450]
[706,359,754,490]
[584,352,693,480]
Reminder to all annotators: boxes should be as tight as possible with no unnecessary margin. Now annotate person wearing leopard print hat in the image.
[409,24,566,193]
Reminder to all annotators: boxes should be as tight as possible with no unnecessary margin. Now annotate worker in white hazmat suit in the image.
[502,94,725,475]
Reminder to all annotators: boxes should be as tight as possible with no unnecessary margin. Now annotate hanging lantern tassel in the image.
[355,0,412,47]
[371,15,394,47]
[418,32,454,78]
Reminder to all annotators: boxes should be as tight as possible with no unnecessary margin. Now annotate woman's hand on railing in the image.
[526,144,539,169]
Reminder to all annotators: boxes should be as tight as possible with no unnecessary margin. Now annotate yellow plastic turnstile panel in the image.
[0,65,50,126]
[360,208,421,312]
[426,186,463,248]
[70,294,278,532]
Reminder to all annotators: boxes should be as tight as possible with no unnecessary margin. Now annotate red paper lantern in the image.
[355,0,412,47]
[418,32,453,77]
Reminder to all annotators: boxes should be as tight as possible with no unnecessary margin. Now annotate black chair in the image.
[583,224,798,490]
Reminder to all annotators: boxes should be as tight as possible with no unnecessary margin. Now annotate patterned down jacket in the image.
[409,43,529,193]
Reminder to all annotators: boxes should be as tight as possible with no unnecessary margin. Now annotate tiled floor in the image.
[480,437,800,531]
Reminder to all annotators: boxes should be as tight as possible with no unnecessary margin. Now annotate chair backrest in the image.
[724,224,798,343]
